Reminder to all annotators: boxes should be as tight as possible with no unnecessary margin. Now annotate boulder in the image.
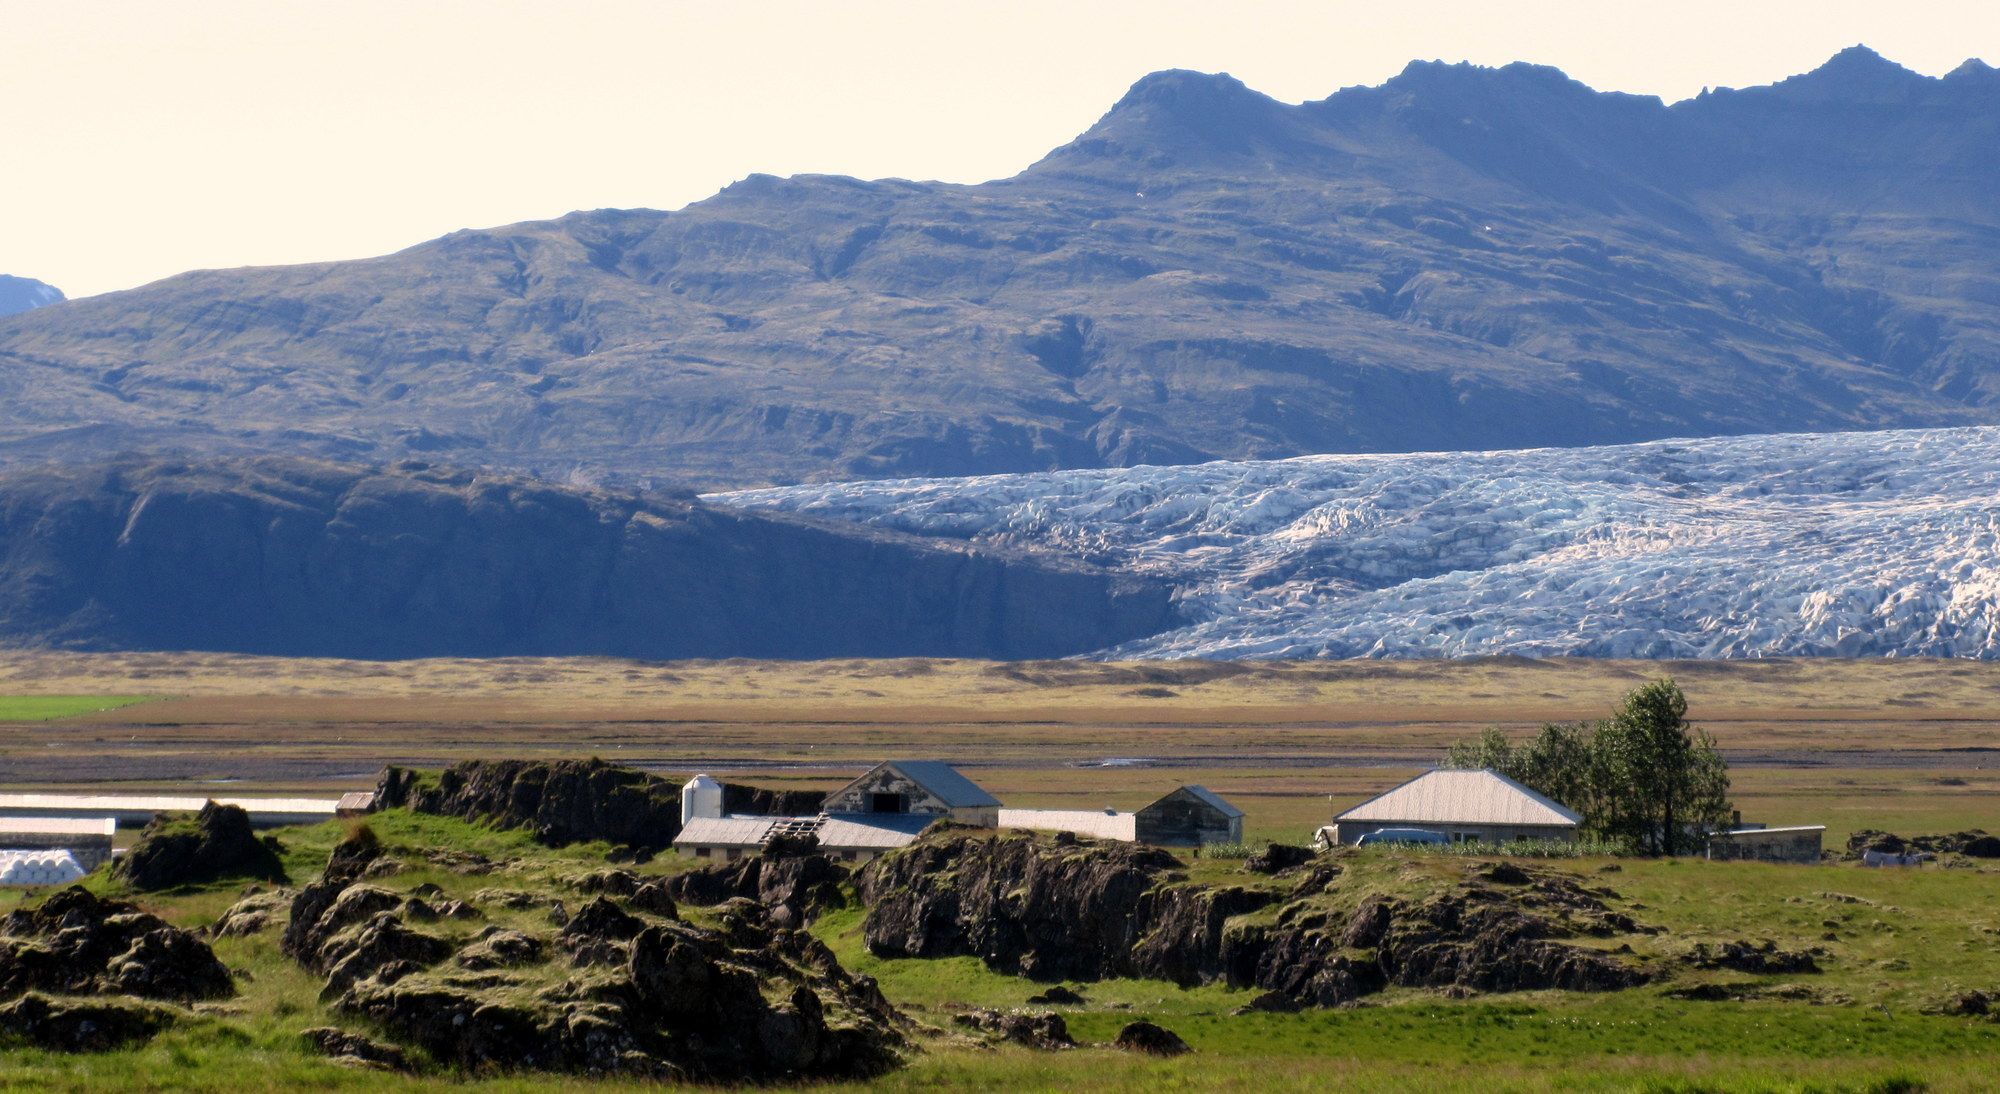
[951,1008,1074,1050]
[1025,984,1086,1005]
[113,802,286,891]
[557,897,646,966]
[301,1026,413,1071]
[1113,1020,1190,1056]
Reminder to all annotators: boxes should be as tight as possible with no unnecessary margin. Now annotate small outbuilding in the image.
[1706,824,1825,864]
[1134,786,1244,846]
[1329,769,1580,846]
[998,808,1137,842]
[674,761,1000,863]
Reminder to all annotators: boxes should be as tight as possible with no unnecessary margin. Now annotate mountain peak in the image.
[1766,44,1931,102]
[0,275,64,318]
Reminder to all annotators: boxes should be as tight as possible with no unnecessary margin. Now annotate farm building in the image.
[0,816,115,871]
[999,808,1138,842]
[818,760,1002,827]
[1706,824,1825,864]
[0,793,339,830]
[1328,769,1580,845]
[1134,786,1244,846]
[675,761,1001,862]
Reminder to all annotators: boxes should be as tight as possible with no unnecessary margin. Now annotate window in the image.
[870,792,904,814]
[694,847,710,859]
[842,850,858,862]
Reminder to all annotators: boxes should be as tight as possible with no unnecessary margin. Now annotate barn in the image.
[1134,785,1244,846]
[1329,769,1581,845]
[818,760,1001,827]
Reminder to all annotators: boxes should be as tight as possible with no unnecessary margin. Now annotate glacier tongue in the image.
[711,428,2000,660]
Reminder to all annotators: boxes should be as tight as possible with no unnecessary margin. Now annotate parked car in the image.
[1355,827,1449,847]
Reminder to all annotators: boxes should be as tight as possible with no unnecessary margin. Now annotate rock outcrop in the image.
[665,852,849,928]
[859,831,1648,1008]
[114,802,287,891]
[1848,829,2000,858]
[0,993,176,1052]
[1113,1020,1191,1056]
[376,760,685,853]
[283,833,906,1080]
[0,887,233,1005]
[951,1009,1074,1050]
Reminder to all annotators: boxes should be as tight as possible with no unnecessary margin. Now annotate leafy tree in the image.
[1440,678,1730,856]
[1593,679,1732,855]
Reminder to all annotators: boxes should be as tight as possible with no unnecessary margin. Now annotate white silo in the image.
[681,773,724,826]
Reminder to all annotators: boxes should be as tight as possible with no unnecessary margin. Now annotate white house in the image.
[1328,769,1581,845]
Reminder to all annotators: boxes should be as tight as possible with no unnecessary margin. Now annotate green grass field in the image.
[0,694,150,721]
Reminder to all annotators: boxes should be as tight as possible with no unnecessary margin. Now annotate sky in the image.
[5,0,1997,299]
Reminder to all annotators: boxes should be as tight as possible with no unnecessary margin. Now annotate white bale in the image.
[0,849,86,886]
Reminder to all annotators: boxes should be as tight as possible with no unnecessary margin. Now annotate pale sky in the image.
[5,0,1997,299]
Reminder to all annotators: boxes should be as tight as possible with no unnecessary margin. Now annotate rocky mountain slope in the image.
[2,47,1996,489]
[718,425,2000,659]
[0,458,1170,659]
[0,275,62,318]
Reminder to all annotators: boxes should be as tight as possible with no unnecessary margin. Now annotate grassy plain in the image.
[0,653,1994,846]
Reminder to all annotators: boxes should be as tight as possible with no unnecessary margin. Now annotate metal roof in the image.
[1713,825,1826,837]
[999,808,1137,841]
[675,816,777,848]
[1334,769,1582,827]
[869,761,1001,808]
[1143,785,1244,819]
[0,793,339,817]
[0,816,115,837]
[675,812,936,852]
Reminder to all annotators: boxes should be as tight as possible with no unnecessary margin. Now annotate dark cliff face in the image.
[2,50,1998,489]
[0,458,1173,659]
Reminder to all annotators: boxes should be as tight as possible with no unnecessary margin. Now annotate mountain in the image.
[0,458,1171,659]
[0,275,63,318]
[2,47,1997,489]
[716,425,2000,660]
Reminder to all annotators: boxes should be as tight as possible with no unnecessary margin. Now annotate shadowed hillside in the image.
[0,48,1995,489]
[0,458,1172,658]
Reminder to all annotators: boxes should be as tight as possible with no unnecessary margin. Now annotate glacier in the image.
[711,427,2000,660]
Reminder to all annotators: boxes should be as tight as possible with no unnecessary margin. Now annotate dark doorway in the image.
[870,792,904,814]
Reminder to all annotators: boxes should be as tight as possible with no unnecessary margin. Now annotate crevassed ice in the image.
[711,427,2000,660]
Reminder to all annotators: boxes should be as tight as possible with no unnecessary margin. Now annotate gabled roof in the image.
[1143,785,1244,819]
[867,760,1001,808]
[1334,769,1581,827]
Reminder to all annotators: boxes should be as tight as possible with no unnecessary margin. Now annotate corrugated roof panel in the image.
[815,814,936,850]
[674,816,777,847]
[1335,770,1581,827]
[879,761,1001,808]
[0,816,115,837]
[999,808,1137,841]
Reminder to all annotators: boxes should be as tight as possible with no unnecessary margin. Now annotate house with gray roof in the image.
[673,761,1002,864]
[1328,769,1581,846]
[820,760,1001,827]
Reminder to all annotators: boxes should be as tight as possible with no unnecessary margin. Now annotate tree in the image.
[1440,678,1731,855]
[1593,679,1732,855]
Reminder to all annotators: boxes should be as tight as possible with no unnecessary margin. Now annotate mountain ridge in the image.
[2,47,1996,490]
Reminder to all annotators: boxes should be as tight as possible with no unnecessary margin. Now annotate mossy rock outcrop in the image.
[114,802,286,891]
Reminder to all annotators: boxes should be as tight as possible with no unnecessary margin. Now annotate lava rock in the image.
[1685,940,1820,974]
[1113,1020,1190,1056]
[0,887,232,1003]
[113,802,286,891]
[301,1026,413,1071]
[1025,984,1086,1005]
[0,992,176,1051]
[1243,844,1316,875]
[668,854,848,928]
[952,1008,1075,1050]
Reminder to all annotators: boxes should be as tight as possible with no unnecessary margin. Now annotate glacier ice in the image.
[711,427,2000,660]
